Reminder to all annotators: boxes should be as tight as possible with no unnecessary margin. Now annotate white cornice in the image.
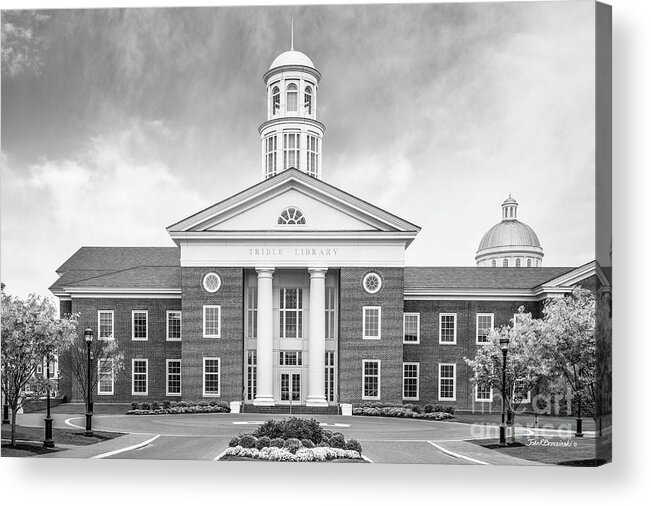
[169,231,418,240]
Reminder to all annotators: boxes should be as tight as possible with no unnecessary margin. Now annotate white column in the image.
[306,267,328,407]
[254,268,275,406]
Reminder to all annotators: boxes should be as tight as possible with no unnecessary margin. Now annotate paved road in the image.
[16,412,538,464]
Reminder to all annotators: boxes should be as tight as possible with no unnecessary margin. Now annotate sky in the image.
[1,2,597,299]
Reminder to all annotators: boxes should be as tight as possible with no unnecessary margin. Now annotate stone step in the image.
[241,404,340,415]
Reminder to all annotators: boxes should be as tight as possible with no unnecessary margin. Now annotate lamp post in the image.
[43,355,55,448]
[2,397,9,424]
[84,328,94,436]
[499,337,510,446]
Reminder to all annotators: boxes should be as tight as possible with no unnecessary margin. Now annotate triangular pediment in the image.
[167,169,420,236]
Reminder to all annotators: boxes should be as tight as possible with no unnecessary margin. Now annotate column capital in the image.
[255,267,275,278]
[307,267,328,278]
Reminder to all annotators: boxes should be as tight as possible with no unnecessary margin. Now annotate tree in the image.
[539,287,596,434]
[464,307,551,442]
[58,329,125,411]
[1,10,50,78]
[1,286,77,446]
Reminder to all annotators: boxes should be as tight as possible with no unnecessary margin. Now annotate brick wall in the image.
[403,299,541,411]
[69,297,182,403]
[338,267,404,404]
[181,267,244,402]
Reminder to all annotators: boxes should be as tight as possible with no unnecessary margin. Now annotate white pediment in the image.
[204,188,378,231]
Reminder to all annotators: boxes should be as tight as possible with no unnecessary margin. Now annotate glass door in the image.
[280,372,301,402]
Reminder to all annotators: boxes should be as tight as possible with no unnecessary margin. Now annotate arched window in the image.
[304,86,312,115]
[527,258,532,267]
[491,260,496,267]
[503,259,509,267]
[287,83,298,112]
[277,207,306,225]
[272,86,280,115]
[515,259,521,267]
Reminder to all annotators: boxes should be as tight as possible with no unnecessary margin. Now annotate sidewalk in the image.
[436,440,545,466]
[37,433,157,459]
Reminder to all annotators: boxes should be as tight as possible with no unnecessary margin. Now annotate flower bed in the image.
[126,400,230,415]
[353,402,454,420]
[222,417,364,462]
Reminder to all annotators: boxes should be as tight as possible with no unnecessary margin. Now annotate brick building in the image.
[50,46,605,412]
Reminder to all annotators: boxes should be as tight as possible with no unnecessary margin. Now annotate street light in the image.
[43,355,54,448]
[84,328,94,436]
[499,337,510,446]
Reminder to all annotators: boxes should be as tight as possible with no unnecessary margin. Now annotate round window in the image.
[202,272,222,293]
[363,272,382,294]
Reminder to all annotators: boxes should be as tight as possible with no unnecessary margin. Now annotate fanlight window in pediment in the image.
[278,207,306,225]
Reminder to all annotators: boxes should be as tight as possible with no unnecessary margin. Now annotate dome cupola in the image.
[259,27,324,181]
[475,195,544,267]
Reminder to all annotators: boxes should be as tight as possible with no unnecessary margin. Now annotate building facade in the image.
[50,46,604,412]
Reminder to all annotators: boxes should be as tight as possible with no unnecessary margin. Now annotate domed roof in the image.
[269,50,315,70]
[477,220,541,251]
[502,195,517,206]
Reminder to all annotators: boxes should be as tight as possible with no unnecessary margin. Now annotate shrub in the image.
[198,401,209,407]
[346,439,362,454]
[256,436,272,450]
[322,429,334,442]
[239,435,257,449]
[444,406,455,414]
[177,401,188,408]
[424,404,434,413]
[141,402,151,411]
[229,436,241,447]
[253,417,324,444]
[218,401,230,410]
[329,433,346,449]
[301,438,315,449]
[270,438,285,448]
[433,404,444,412]
[162,400,171,409]
[151,401,159,410]
[285,438,302,453]
[208,400,218,407]
[412,405,422,414]
[403,403,415,411]
[131,402,138,410]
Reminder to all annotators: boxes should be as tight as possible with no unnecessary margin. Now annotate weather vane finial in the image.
[291,19,294,50]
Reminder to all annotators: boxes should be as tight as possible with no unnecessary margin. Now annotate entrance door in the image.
[280,372,301,402]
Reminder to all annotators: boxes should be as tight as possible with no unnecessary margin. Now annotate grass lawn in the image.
[1,424,124,458]
[446,412,595,432]
[47,403,132,415]
[469,436,607,466]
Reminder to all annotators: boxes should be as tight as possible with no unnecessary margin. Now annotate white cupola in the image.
[259,34,324,180]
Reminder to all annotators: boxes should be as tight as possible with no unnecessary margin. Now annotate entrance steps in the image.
[241,404,340,415]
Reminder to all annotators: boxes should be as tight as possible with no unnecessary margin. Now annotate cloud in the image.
[0,121,208,298]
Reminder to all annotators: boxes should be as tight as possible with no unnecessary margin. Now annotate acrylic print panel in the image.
[0,1,611,466]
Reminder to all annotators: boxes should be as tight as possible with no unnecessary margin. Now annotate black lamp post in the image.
[499,337,510,446]
[84,328,94,436]
[2,397,8,424]
[43,355,54,448]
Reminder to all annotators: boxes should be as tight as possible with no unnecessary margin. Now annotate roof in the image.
[50,247,180,292]
[404,266,575,291]
[269,50,315,70]
[477,220,542,251]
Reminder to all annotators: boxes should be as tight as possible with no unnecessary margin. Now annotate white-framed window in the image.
[491,259,497,267]
[279,351,303,366]
[362,360,381,400]
[325,351,335,402]
[304,85,313,115]
[132,310,148,341]
[36,364,43,375]
[202,272,222,293]
[363,306,381,339]
[246,287,258,339]
[132,359,148,396]
[515,258,522,267]
[475,382,493,402]
[166,310,182,341]
[403,313,420,344]
[166,359,182,396]
[513,379,531,404]
[286,82,298,112]
[247,350,257,401]
[203,305,221,338]
[277,207,306,225]
[325,287,337,339]
[527,258,532,267]
[476,313,494,344]
[362,272,382,294]
[403,362,419,400]
[503,259,509,267]
[203,357,221,397]
[280,288,303,338]
[283,132,300,170]
[439,313,457,344]
[265,134,277,178]
[98,310,114,340]
[438,363,456,401]
[272,85,280,115]
[98,359,114,395]
[306,134,319,177]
